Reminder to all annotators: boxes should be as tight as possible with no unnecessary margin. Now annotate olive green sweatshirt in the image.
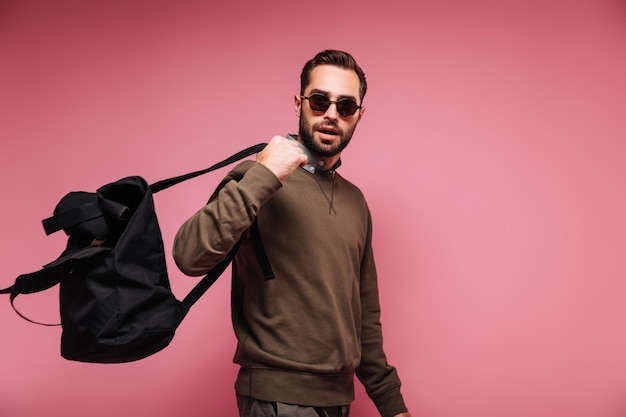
[173,158,407,417]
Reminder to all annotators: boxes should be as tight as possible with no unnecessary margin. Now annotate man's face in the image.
[295,65,365,158]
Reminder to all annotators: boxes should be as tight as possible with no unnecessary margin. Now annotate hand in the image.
[394,413,412,417]
[257,135,308,181]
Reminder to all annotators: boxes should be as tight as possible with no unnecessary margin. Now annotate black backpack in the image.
[1,143,273,363]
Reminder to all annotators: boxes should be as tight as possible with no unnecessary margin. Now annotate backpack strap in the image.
[149,143,267,193]
[250,219,274,280]
[0,269,64,326]
[150,140,273,286]
[180,239,242,309]
[180,215,275,310]
[153,140,273,289]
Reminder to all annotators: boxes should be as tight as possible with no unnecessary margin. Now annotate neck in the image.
[321,155,341,171]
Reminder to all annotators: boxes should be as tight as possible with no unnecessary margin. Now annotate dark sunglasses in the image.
[301,93,361,117]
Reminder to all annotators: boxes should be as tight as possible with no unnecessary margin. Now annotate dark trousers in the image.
[237,394,350,417]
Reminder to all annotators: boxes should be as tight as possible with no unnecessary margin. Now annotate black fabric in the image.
[1,143,269,363]
[250,220,274,280]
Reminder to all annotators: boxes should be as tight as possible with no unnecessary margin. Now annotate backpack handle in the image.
[149,143,267,193]
[42,202,101,236]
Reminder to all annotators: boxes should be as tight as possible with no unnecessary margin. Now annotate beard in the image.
[299,116,357,158]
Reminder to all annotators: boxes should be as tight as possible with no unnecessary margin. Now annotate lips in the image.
[317,125,340,136]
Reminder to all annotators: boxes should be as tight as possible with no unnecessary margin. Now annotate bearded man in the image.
[174,49,411,417]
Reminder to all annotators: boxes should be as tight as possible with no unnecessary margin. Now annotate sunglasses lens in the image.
[337,99,359,117]
[308,94,331,112]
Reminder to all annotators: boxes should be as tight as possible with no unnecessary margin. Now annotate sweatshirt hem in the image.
[235,366,355,407]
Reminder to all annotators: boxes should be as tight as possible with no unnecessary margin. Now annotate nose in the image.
[324,102,339,120]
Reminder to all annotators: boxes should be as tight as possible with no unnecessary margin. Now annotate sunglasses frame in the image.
[300,93,362,117]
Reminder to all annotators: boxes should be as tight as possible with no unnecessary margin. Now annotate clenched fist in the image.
[256,136,308,181]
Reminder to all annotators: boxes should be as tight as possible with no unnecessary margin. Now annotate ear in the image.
[294,94,302,117]
[356,106,366,122]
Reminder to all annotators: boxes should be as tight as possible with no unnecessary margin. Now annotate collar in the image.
[286,133,342,174]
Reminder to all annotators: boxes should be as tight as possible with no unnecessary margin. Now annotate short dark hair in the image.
[300,49,367,102]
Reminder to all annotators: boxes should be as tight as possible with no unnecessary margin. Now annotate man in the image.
[173,50,411,417]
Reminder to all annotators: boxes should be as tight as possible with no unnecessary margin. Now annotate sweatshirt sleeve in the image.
[172,160,282,276]
[356,213,409,417]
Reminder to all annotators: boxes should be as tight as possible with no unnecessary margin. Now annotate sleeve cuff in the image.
[372,386,408,417]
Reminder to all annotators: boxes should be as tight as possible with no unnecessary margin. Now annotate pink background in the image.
[1,1,625,416]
